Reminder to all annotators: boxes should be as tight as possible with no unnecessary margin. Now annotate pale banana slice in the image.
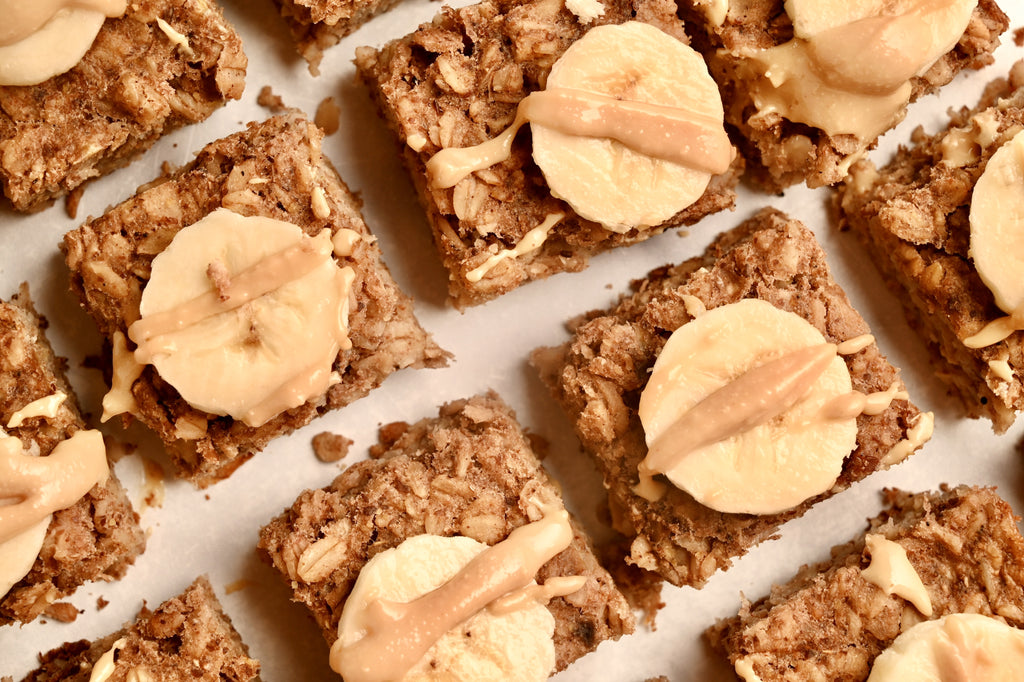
[130,209,354,428]
[531,21,728,233]
[637,299,858,514]
[969,129,1024,315]
[868,614,1024,681]
[335,534,556,682]
[785,0,976,93]
[0,434,50,599]
[0,0,127,86]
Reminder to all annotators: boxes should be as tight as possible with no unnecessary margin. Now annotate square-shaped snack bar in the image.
[21,576,260,681]
[356,0,744,308]
[0,0,246,212]
[258,392,634,673]
[677,0,1008,191]
[837,62,1024,433]
[63,112,448,487]
[707,486,1024,682]
[534,208,927,588]
[0,285,145,627]
[272,0,404,74]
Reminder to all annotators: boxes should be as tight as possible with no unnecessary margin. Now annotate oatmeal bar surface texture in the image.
[63,113,449,488]
[0,285,145,627]
[258,392,635,673]
[707,486,1024,682]
[838,62,1024,434]
[355,0,744,308]
[21,576,260,682]
[534,208,926,588]
[273,0,405,74]
[0,0,246,212]
[678,0,1008,191]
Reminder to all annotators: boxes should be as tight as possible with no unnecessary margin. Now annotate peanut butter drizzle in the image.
[7,391,67,428]
[638,343,838,493]
[0,430,108,544]
[0,0,126,46]
[427,86,733,190]
[963,304,1024,349]
[330,503,577,682]
[465,212,564,283]
[861,534,933,617]
[487,575,588,616]
[128,230,336,364]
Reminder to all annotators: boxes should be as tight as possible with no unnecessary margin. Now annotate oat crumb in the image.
[257,85,289,114]
[371,421,410,457]
[315,97,341,136]
[312,431,353,463]
[64,186,84,219]
[43,602,79,623]
[96,596,109,610]
[225,579,253,595]
[1014,26,1024,47]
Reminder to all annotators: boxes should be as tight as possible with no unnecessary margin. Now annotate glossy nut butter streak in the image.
[0,429,108,544]
[427,86,733,190]
[331,503,579,682]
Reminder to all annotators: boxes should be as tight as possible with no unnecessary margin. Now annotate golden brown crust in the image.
[0,286,145,627]
[355,0,744,308]
[62,113,449,487]
[534,208,924,588]
[21,576,260,682]
[0,0,246,212]
[679,0,1009,191]
[836,61,1024,433]
[272,0,405,74]
[257,392,635,673]
[706,486,1024,682]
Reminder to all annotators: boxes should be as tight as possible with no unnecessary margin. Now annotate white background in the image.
[1,2,1023,680]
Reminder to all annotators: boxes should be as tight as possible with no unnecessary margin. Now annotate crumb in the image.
[371,421,410,457]
[312,431,352,463]
[97,596,109,610]
[314,97,341,135]
[600,539,665,630]
[43,602,80,623]
[676,230,690,237]
[142,457,166,511]
[205,494,210,500]
[224,579,253,595]
[645,677,671,682]
[525,431,549,460]
[160,160,176,177]
[1015,26,1024,47]
[257,85,289,114]
[64,186,84,219]
[206,260,232,301]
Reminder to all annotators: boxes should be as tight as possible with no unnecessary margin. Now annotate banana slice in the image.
[868,614,1024,681]
[0,433,50,599]
[130,209,355,428]
[785,0,976,93]
[637,299,858,515]
[0,1,127,86]
[335,534,557,682]
[969,129,1024,315]
[530,21,729,233]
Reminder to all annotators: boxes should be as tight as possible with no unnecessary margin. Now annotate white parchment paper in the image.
[1,2,1023,680]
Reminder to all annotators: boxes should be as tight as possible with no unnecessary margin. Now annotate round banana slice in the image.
[0,514,50,598]
[969,129,1024,315]
[868,613,1024,681]
[335,534,556,682]
[132,209,354,428]
[0,0,127,86]
[530,21,727,233]
[637,299,858,515]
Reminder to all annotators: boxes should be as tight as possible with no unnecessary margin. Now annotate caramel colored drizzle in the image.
[7,391,67,428]
[465,213,564,283]
[963,304,1024,349]
[0,430,108,544]
[330,503,578,682]
[427,87,732,190]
